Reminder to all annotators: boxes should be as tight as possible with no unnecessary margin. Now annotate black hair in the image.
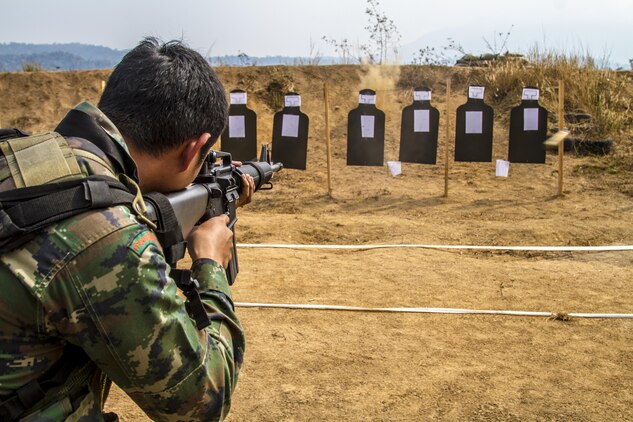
[98,37,227,157]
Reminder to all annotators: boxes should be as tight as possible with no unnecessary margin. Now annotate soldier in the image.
[0,38,253,421]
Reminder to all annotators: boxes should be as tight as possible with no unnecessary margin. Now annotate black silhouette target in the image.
[399,87,440,164]
[272,93,309,170]
[220,89,257,161]
[508,87,548,163]
[347,89,385,166]
[454,86,494,162]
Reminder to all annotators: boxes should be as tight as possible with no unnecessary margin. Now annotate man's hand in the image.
[232,161,255,208]
[187,214,233,268]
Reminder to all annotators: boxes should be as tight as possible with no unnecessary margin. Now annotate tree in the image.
[323,0,400,65]
[362,0,401,64]
[322,36,355,64]
[237,51,257,66]
[411,38,466,66]
[482,25,514,56]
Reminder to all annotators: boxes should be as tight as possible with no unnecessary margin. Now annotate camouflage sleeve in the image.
[46,221,245,422]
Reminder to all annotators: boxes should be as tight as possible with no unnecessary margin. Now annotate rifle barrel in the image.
[238,161,283,191]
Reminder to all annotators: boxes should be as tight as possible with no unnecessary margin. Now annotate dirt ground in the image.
[1,66,632,421]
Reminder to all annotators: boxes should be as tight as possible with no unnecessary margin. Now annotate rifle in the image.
[143,145,282,286]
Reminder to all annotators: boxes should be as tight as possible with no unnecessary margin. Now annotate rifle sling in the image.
[143,192,213,330]
[142,192,187,266]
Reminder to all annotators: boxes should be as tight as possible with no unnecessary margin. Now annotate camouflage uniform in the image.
[0,103,245,421]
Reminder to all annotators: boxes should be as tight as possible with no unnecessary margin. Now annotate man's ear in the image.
[180,133,211,172]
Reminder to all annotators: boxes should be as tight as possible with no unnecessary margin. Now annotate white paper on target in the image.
[496,159,510,177]
[359,94,377,105]
[465,111,483,134]
[468,86,485,99]
[361,115,375,138]
[230,92,247,105]
[281,114,300,137]
[228,115,246,138]
[414,91,431,101]
[522,88,540,101]
[285,95,301,107]
[523,108,539,131]
[414,110,430,133]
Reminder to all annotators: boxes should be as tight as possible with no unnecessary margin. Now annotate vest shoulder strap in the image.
[0,175,137,252]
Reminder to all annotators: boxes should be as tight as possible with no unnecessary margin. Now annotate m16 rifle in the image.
[143,145,282,285]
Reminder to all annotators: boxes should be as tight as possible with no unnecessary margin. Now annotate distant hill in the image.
[209,55,339,66]
[0,42,127,71]
[0,42,341,72]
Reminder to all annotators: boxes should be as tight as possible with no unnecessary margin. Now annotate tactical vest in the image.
[0,129,156,252]
[0,124,195,420]
[0,129,131,420]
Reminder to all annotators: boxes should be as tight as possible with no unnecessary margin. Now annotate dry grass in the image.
[476,46,633,140]
[398,51,632,143]
[397,65,451,93]
[398,51,633,190]
[21,62,43,72]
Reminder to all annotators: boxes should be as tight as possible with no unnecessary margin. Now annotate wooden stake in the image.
[443,78,451,198]
[558,80,565,197]
[323,83,333,198]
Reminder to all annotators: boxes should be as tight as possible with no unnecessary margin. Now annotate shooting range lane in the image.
[217,121,633,419]
[223,241,633,420]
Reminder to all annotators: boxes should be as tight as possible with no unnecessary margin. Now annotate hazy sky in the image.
[1,0,631,66]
